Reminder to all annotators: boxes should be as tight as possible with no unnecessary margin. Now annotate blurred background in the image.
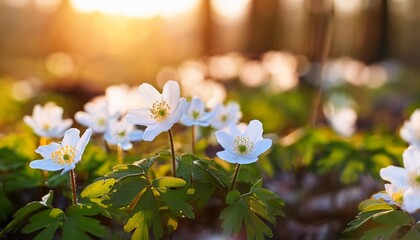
[2,0,420,239]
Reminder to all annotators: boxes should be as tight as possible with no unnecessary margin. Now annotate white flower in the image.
[324,105,357,137]
[379,145,420,213]
[215,120,272,164]
[105,84,144,117]
[30,128,92,174]
[400,109,420,147]
[75,96,114,134]
[104,118,144,150]
[210,102,242,130]
[24,102,73,138]
[181,97,217,127]
[373,184,404,207]
[126,80,187,141]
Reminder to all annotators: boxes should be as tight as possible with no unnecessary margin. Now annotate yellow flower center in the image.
[118,131,126,138]
[391,190,404,205]
[98,118,106,126]
[234,136,254,155]
[51,145,76,165]
[192,111,200,119]
[408,171,420,188]
[221,115,228,122]
[150,100,170,122]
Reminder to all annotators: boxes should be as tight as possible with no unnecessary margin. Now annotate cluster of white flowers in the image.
[26,80,272,174]
[375,109,420,213]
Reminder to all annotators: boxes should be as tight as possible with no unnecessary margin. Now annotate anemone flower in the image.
[400,109,420,147]
[75,96,114,134]
[24,102,73,139]
[210,102,242,130]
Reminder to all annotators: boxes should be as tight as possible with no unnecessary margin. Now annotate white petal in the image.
[216,150,238,164]
[103,131,116,145]
[62,128,80,147]
[128,130,144,141]
[126,109,156,126]
[35,143,61,158]
[403,145,420,171]
[229,124,242,137]
[215,130,234,152]
[138,83,161,107]
[61,164,76,175]
[164,97,187,126]
[190,97,204,111]
[75,128,93,160]
[120,141,133,151]
[143,124,167,141]
[75,112,93,128]
[244,120,263,142]
[249,139,272,158]
[403,188,420,213]
[372,192,392,202]
[236,155,258,164]
[30,159,64,171]
[163,80,181,111]
[379,166,409,188]
[54,119,73,138]
[181,115,195,126]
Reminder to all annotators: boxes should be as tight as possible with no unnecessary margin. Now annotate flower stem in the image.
[70,169,78,206]
[168,129,177,177]
[117,145,124,165]
[40,137,49,185]
[230,164,241,190]
[191,126,196,154]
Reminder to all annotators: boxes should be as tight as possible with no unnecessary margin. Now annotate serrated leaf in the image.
[81,178,116,199]
[63,205,108,239]
[193,159,228,188]
[0,191,53,237]
[153,177,186,189]
[104,175,148,208]
[226,190,241,205]
[158,189,195,219]
[22,208,64,240]
[125,188,163,240]
[105,164,144,180]
[358,198,395,212]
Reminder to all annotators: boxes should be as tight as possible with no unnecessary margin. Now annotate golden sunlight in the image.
[70,0,200,18]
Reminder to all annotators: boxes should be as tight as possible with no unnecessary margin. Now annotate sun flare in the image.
[70,0,200,18]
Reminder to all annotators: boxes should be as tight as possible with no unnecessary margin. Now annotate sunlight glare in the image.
[71,0,200,18]
[211,0,251,22]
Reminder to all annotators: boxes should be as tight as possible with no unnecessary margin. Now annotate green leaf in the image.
[226,190,241,205]
[0,191,54,237]
[0,183,12,223]
[81,178,116,199]
[104,164,144,180]
[124,188,163,240]
[193,159,228,189]
[158,189,195,219]
[22,208,64,240]
[358,198,395,212]
[63,205,109,239]
[152,177,186,189]
[104,175,148,208]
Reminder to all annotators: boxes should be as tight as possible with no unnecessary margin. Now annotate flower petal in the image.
[379,166,409,188]
[138,83,161,107]
[244,120,263,142]
[30,159,64,171]
[215,130,234,153]
[229,124,242,137]
[62,128,80,147]
[249,139,272,158]
[163,80,181,111]
[75,128,93,161]
[143,124,167,141]
[120,141,133,151]
[128,130,144,141]
[54,119,73,138]
[235,155,258,164]
[403,145,420,171]
[35,143,61,158]
[216,150,238,164]
[126,108,156,126]
[75,111,93,128]
[61,164,76,175]
[403,188,420,213]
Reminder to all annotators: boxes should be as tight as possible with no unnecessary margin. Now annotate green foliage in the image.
[220,179,285,240]
[0,190,108,240]
[344,198,420,239]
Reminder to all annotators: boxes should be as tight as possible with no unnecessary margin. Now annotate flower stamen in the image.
[234,136,254,155]
[150,100,170,122]
[51,145,76,165]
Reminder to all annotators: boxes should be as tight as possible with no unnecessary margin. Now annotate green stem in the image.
[168,129,176,177]
[191,126,196,154]
[117,145,124,165]
[230,164,241,190]
[70,169,78,206]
